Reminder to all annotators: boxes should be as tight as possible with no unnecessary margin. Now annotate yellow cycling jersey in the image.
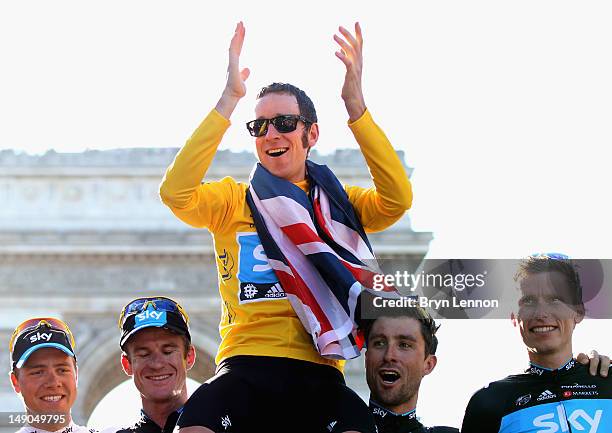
[160,108,412,371]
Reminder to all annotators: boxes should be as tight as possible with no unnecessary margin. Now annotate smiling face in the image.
[121,327,195,409]
[514,271,584,367]
[254,92,318,182]
[365,317,436,414]
[11,348,77,424]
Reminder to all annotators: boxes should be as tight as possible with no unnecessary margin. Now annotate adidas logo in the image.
[265,283,286,298]
[537,389,556,401]
[327,420,338,432]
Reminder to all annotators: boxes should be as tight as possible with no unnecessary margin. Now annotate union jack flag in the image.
[247,161,396,360]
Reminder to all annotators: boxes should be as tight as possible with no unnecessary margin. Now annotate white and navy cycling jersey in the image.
[15,421,96,433]
[462,359,612,433]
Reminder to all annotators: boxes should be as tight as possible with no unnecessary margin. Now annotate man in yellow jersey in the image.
[161,22,411,433]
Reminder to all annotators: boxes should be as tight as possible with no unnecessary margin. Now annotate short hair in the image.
[514,254,584,311]
[361,305,440,357]
[256,82,318,123]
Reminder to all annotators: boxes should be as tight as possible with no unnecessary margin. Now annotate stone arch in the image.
[72,325,219,424]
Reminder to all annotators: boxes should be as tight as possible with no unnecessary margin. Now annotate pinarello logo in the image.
[563,391,572,398]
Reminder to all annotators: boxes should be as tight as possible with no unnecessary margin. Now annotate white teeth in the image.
[532,326,556,333]
[149,374,171,380]
[42,395,62,402]
[267,148,288,156]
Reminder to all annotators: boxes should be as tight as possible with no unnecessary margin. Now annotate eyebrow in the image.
[134,342,179,351]
[370,333,418,342]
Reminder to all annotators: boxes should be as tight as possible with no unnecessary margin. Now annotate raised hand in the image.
[216,21,250,118]
[334,22,367,122]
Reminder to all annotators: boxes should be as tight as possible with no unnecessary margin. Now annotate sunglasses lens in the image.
[531,252,570,260]
[273,116,299,133]
[247,119,268,137]
[10,318,74,353]
[120,297,188,328]
[14,318,69,335]
[124,299,147,315]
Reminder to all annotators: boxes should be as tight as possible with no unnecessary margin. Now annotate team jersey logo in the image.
[516,394,532,406]
[501,399,611,433]
[533,407,602,432]
[135,306,167,327]
[218,249,235,281]
[236,233,286,303]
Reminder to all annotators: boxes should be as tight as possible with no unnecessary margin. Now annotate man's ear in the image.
[10,371,20,393]
[307,123,319,148]
[511,312,518,327]
[423,354,437,376]
[121,353,133,376]
[574,305,585,326]
[186,345,196,371]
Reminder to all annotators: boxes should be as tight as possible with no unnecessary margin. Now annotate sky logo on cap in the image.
[135,305,167,327]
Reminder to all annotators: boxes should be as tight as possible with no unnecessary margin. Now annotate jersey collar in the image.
[370,400,422,432]
[139,407,183,433]
[526,358,577,377]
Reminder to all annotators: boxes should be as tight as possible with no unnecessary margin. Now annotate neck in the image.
[528,349,574,370]
[372,394,417,415]
[142,394,186,429]
[29,413,71,432]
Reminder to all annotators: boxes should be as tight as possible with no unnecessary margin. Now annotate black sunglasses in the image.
[246,115,312,137]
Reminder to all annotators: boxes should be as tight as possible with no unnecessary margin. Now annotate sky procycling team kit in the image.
[101,410,181,433]
[160,108,412,432]
[370,401,459,433]
[462,358,612,433]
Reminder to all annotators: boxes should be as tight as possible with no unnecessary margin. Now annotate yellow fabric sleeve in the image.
[159,109,239,232]
[344,110,413,232]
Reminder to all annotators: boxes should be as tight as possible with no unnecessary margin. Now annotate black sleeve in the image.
[428,427,460,433]
[461,387,502,433]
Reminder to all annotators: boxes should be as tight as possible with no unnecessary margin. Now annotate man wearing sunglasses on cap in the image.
[9,318,96,433]
[160,21,411,433]
[462,254,612,432]
[103,297,195,433]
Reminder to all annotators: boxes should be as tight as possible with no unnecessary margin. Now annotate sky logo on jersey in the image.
[135,306,167,327]
[236,233,285,303]
[533,406,602,432]
[500,399,611,433]
[372,407,387,418]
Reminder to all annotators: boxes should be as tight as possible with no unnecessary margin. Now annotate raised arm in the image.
[334,22,366,122]
[216,21,250,119]
[334,24,412,231]
[159,22,250,230]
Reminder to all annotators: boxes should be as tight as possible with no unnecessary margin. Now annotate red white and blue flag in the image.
[247,161,396,360]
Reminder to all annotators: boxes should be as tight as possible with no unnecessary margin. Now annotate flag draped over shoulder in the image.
[246,161,395,360]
